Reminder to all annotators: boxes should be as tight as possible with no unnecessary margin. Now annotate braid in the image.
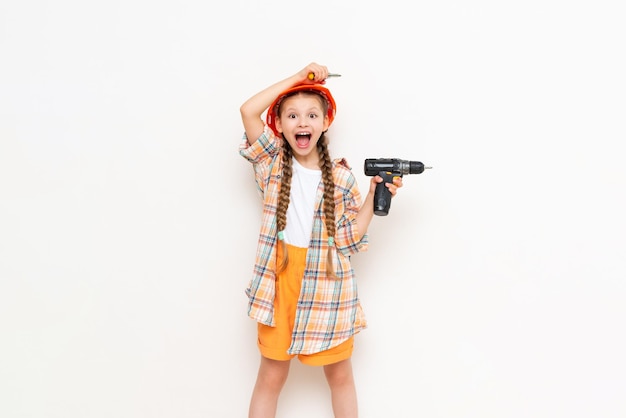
[276,141,293,274]
[317,133,337,279]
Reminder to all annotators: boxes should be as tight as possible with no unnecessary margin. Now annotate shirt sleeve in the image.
[239,126,280,164]
[333,160,369,255]
[239,126,281,194]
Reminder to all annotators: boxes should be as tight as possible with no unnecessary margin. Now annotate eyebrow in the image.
[283,106,323,113]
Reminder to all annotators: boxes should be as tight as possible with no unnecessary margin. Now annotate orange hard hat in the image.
[266,84,337,136]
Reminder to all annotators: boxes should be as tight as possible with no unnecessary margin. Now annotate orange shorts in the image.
[257,243,354,366]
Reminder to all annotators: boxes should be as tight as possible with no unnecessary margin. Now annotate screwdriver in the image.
[308,72,342,80]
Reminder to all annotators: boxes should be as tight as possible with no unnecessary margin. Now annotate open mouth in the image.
[295,133,311,148]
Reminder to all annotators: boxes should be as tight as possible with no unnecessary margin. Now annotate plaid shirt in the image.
[239,126,369,355]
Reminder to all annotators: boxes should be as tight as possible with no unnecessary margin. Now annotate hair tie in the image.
[328,237,334,246]
[278,231,284,240]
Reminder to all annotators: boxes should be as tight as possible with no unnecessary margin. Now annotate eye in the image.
[309,113,318,119]
[287,113,297,119]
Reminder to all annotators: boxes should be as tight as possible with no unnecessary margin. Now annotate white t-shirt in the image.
[284,157,322,247]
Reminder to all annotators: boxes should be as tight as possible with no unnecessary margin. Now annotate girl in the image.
[239,63,402,418]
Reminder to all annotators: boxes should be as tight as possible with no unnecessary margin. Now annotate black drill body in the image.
[364,158,428,216]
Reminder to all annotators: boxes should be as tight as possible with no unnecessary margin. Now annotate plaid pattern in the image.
[239,126,369,355]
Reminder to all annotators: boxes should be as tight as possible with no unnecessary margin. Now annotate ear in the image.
[322,115,330,132]
[275,117,283,134]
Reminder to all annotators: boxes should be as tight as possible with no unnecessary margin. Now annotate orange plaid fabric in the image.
[239,127,369,355]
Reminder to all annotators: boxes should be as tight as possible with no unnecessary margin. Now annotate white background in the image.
[1,1,625,417]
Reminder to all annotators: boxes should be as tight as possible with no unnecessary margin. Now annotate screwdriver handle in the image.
[308,72,341,80]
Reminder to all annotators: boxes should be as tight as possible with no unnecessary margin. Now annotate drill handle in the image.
[373,171,399,216]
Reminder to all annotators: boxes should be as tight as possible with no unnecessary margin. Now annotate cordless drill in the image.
[364,158,431,216]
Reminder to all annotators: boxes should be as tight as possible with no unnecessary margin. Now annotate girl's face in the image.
[275,93,329,169]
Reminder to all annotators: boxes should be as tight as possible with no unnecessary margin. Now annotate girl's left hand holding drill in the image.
[369,175,403,197]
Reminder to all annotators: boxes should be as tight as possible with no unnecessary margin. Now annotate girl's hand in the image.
[298,62,329,84]
[369,175,403,197]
